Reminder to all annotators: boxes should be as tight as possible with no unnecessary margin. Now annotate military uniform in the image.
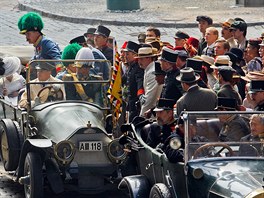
[126,61,144,122]
[63,73,103,106]
[240,133,264,156]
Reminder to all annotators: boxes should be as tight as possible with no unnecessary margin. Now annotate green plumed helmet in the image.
[18,12,44,34]
[62,43,82,67]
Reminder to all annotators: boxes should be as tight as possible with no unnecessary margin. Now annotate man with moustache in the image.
[18,12,61,76]
[220,18,237,48]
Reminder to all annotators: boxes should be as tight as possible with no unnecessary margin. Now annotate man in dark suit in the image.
[159,47,183,103]
[175,67,217,116]
[94,25,113,65]
[123,41,144,122]
[248,80,264,111]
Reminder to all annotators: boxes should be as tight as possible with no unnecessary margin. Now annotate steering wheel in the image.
[37,85,64,103]
[193,143,234,159]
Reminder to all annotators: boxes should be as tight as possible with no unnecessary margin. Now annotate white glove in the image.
[139,94,146,105]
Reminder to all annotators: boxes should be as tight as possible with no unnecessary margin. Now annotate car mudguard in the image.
[16,139,52,181]
[118,175,150,198]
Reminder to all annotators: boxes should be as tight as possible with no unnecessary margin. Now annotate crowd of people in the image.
[0,12,264,162]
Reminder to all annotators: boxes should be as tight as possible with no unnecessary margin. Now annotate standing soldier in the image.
[159,47,183,103]
[123,41,144,122]
[17,12,62,76]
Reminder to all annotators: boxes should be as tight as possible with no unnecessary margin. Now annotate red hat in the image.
[187,37,199,49]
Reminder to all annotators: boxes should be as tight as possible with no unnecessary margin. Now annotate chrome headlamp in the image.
[54,140,76,165]
[107,138,127,164]
[169,137,182,150]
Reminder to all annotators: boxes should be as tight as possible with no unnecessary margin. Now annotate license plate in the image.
[79,141,103,151]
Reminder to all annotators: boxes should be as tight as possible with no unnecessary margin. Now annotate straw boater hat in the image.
[211,55,232,69]
[220,18,235,28]
[176,67,200,83]
[135,47,157,58]
[18,12,44,34]
[0,57,21,76]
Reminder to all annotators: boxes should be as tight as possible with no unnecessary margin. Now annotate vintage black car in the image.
[118,111,264,198]
[0,60,127,198]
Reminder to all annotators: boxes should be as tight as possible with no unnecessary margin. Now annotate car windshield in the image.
[24,59,111,109]
[184,111,264,163]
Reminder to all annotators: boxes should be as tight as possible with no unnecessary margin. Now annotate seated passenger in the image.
[0,57,25,105]
[239,114,264,156]
[216,97,250,141]
[63,47,103,106]
[145,98,177,148]
[19,62,65,108]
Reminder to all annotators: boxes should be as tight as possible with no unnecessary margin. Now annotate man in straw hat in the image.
[18,12,61,75]
[220,18,237,48]
[136,46,163,117]
[175,67,217,116]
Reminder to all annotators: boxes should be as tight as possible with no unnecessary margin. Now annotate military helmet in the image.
[18,12,44,34]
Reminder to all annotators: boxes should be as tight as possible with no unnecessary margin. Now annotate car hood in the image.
[31,102,106,142]
[187,158,264,198]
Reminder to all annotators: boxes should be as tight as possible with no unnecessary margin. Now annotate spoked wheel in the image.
[23,152,44,198]
[0,119,21,171]
[149,183,172,198]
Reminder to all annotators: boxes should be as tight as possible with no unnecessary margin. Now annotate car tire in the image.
[24,152,43,198]
[149,183,172,198]
[0,119,21,171]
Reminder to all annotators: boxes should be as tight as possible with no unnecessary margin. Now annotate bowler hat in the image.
[225,52,238,65]
[186,58,203,73]
[153,98,175,112]
[215,97,237,111]
[196,15,213,25]
[69,35,86,45]
[153,62,166,76]
[135,47,157,58]
[94,25,111,38]
[248,80,264,93]
[84,27,96,37]
[176,67,200,83]
[230,21,247,31]
[123,41,140,54]
[217,66,237,81]
[0,57,21,76]
[230,48,244,61]
[174,31,190,40]
[30,61,55,71]
[159,47,178,63]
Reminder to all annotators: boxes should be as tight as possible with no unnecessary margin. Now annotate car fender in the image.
[118,175,150,198]
[16,139,52,181]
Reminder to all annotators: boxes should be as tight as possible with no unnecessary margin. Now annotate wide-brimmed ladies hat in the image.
[0,57,21,76]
